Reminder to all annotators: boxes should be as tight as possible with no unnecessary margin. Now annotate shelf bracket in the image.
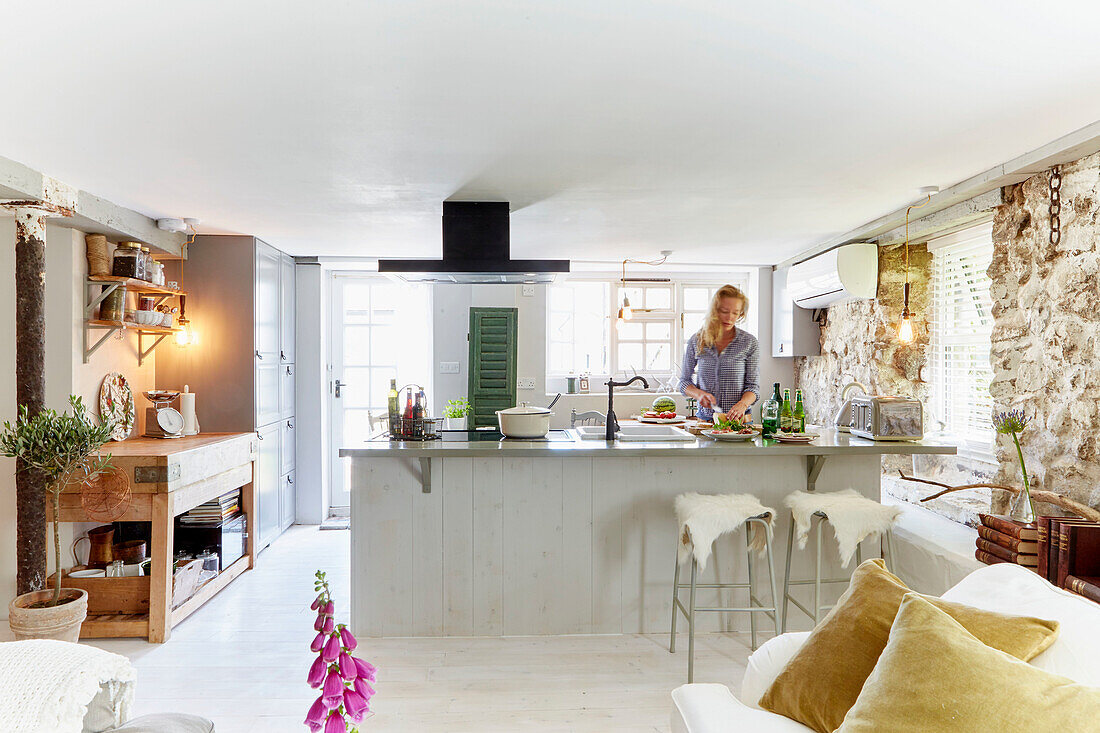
[83,322,120,364]
[84,281,119,319]
[806,455,826,493]
[418,457,433,494]
[138,332,169,366]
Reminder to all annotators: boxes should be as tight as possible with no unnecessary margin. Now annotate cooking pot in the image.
[496,402,553,438]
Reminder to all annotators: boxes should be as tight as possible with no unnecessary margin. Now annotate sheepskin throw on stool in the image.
[675,492,775,571]
[785,489,901,567]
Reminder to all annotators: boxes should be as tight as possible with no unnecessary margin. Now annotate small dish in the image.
[774,433,820,443]
[704,429,760,442]
[69,568,106,578]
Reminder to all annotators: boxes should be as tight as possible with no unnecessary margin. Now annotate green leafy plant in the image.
[443,398,470,419]
[0,396,113,607]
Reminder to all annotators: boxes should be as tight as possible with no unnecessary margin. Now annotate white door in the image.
[328,274,432,508]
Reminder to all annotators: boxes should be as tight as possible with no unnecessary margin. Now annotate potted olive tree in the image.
[443,398,471,431]
[1,396,113,642]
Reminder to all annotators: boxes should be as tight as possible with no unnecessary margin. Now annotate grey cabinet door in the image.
[280,363,294,420]
[255,241,281,360]
[280,253,295,363]
[256,361,281,427]
[256,421,281,549]
[280,417,295,475]
[280,471,296,530]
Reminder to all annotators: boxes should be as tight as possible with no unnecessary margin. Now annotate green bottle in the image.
[780,389,793,433]
[793,389,806,433]
[387,378,400,429]
[761,383,781,437]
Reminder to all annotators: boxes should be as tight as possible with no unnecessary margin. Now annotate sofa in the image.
[670,562,1100,732]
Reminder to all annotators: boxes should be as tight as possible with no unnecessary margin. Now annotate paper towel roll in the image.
[180,384,200,435]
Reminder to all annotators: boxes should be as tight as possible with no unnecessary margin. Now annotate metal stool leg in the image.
[882,529,897,573]
[670,553,682,653]
[763,525,782,638]
[855,540,862,566]
[687,558,698,683]
[782,511,795,633]
[746,530,757,651]
[813,514,824,625]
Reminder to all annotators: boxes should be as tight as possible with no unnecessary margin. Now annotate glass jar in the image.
[111,243,140,278]
[139,246,151,282]
[197,549,220,574]
[154,259,165,286]
[100,285,126,322]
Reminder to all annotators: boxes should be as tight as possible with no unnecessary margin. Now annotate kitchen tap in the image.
[605,375,649,440]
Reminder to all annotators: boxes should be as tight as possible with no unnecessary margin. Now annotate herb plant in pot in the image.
[1,396,113,642]
[443,398,470,431]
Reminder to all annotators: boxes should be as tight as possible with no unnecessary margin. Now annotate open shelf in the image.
[87,319,179,335]
[87,274,186,297]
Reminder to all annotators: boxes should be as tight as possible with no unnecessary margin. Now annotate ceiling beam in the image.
[0,154,186,256]
[776,119,1100,268]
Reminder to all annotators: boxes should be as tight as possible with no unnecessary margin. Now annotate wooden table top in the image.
[97,432,253,457]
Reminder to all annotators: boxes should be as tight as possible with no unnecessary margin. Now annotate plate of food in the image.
[703,414,759,441]
[637,410,686,424]
[773,432,820,443]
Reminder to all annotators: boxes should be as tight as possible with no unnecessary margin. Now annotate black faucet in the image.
[605,375,650,440]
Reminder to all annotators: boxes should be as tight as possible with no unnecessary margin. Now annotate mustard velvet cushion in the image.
[759,559,1060,733]
[837,594,1100,731]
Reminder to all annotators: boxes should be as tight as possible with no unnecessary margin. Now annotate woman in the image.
[679,284,760,423]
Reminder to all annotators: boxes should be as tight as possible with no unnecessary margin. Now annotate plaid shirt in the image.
[679,330,761,420]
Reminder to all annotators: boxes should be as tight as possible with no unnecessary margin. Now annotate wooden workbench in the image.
[58,433,257,642]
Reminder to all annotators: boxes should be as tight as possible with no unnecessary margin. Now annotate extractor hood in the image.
[377,201,570,283]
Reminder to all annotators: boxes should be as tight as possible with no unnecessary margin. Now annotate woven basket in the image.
[85,234,110,276]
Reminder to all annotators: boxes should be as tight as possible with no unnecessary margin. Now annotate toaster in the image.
[849,396,923,441]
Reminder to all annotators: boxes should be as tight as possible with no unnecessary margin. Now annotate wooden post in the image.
[148,492,175,643]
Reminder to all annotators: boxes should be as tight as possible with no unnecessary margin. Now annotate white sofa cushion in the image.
[671,683,814,733]
[941,561,1100,684]
[739,632,810,709]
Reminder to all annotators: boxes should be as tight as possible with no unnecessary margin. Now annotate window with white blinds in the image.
[929,222,996,462]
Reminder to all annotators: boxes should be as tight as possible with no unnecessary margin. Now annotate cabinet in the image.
[157,235,297,552]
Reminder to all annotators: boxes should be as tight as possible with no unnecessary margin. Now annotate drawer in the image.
[280,418,295,475]
[280,471,296,530]
[280,363,295,419]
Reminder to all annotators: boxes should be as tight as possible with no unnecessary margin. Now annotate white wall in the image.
[295,263,328,524]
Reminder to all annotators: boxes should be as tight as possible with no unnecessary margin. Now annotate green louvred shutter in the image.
[468,307,518,428]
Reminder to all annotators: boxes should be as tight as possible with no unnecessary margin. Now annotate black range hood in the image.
[377,201,569,283]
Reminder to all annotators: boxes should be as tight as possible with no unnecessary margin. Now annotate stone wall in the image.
[988,150,1100,515]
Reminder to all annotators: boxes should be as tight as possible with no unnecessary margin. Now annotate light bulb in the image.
[175,321,192,346]
[897,315,914,344]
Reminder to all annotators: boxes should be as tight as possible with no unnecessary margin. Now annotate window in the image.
[929,223,996,461]
[547,275,753,383]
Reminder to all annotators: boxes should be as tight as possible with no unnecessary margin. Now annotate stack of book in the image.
[974,514,1039,568]
[180,488,241,525]
[1037,516,1100,604]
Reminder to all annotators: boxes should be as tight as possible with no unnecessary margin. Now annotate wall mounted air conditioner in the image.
[786,243,878,309]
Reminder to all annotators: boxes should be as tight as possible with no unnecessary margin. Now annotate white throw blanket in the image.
[784,489,901,567]
[0,639,135,733]
[675,492,775,571]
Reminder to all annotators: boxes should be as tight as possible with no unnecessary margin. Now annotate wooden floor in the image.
[85,526,758,732]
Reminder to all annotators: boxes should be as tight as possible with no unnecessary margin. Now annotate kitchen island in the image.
[340,430,954,637]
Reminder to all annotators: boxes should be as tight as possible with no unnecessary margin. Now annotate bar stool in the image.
[669,492,781,682]
[781,490,901,630]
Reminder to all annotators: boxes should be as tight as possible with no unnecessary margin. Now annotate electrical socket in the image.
[518,377,536,390]
[439,361,460,374]
[521,284,535,297]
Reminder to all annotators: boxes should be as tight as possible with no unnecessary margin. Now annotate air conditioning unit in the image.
[787,243,878,309]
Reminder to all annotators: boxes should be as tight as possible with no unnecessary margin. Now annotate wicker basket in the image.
[85,234,110,276]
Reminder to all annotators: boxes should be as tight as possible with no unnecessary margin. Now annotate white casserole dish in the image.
[496,402,552,438]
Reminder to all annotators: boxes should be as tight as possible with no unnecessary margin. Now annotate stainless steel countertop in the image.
[339,428,957,458]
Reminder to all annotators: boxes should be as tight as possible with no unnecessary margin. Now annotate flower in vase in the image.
[993,410,1030,435]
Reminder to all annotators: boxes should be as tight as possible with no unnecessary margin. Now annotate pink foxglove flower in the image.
[311,597,321,611]
[324,600,335,615]
[311,631,326,653]
[343,688,369,722]
[322,634,342,662]
[339,626,357,651]
[339,651,357,681]
[307,655,327,688]
[354,676,375,699]
[353,657,377,681]
[304,696,327,728]
[322,616,335,634]
[322,670,345,708]
[323,712,346,733]
[314,613,326,632]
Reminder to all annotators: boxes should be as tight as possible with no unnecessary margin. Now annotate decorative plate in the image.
[703,429,760,441]
[99,372,135,441]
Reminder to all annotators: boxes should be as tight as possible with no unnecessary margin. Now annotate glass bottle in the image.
[761,383,781,437]
[794,389,806,432]
[780,389,793,433]
[139,246,151,282]
[387,379,399,433]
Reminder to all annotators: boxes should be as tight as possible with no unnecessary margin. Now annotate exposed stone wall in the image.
[988,151,1100,515]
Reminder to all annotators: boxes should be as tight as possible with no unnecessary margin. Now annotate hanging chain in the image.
[1049,165,1062,245]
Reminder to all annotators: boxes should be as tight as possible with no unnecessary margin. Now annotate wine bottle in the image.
[387,379,399,431]
[794,389,806,432]
[780,389,793,433]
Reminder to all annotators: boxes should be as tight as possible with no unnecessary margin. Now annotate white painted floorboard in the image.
[83,526,758,732]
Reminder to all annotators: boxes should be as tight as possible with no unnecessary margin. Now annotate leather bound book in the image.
[977,525,1038,553]
[975,548,1009,566]
[1065,575,1100,604]
[1051,518,1095,586]
[1057,522,1100,588]
[975,538,1038,566]
[978,514,1038,541]
[1037,517,1052,581]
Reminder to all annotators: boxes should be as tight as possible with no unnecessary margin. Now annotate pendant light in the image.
[617,251,672,328]
[896,188,937,345]
[175,294,194,346]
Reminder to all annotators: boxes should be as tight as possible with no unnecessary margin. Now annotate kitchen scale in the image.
[143,391,185,438]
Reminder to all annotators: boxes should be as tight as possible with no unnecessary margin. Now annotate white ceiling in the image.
[2,1,1100,265]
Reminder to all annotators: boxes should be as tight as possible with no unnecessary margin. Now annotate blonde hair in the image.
[696,284,749,355]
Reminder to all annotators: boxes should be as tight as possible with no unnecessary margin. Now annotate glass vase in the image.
[1009,489,1036,524]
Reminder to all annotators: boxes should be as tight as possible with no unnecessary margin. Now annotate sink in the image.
[575,425,696,442]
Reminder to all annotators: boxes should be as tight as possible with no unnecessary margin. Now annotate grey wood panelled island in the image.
[340,430,954,637]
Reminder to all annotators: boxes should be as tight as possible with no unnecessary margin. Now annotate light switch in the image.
[439,361,460,374]
[518,377,536,390]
